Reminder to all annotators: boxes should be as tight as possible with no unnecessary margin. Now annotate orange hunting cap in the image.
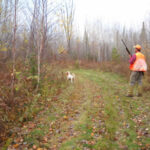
[134,44,141,50]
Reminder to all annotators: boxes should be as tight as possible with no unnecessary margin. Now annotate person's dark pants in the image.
[130,71,143,86]
[127,71,144,96]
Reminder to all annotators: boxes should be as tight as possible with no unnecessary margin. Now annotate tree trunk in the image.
[11,0,18,98]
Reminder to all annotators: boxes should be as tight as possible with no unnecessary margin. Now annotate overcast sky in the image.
[74,0,150,31]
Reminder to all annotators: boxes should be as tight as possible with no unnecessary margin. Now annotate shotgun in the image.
[121,39,131,56]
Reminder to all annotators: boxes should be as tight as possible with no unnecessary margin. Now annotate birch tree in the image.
[37,0,47,87]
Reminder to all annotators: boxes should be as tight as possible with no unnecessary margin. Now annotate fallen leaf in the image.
[53,145,57,148]
[49,128,53,131]
[13,144,19,148]
[146,144,150,148]
[29,123,36,129]
[91,141,95,145]
[91,133,94,136]
[137,136,141,139]
[33,145,37,149]
[37,148,43,150]
[43,137,48,142]
[63,115,68,120]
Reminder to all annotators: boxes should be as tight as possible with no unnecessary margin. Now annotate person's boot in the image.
[126,85,134,97]
[137,85,143,97]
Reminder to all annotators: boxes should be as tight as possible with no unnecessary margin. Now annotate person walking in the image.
[127,44,147,97]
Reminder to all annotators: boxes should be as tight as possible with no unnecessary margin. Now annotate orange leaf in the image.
[91,133,94,136]
[37,148,43,150]
[13,144,19,148]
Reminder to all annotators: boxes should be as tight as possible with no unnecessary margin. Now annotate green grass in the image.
[7,68,150,150]
[70,68,150,150]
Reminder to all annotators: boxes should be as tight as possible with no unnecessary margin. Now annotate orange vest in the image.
[130,52,147,71]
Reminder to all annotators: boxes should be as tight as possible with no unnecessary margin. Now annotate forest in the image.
[0,0,150,149]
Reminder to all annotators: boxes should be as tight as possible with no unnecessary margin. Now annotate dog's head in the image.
[66,71,70,76]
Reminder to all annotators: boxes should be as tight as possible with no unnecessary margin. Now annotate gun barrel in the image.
[121,39,131,55]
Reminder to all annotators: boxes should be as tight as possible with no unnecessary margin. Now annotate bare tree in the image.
[11,0,19,97]
[0,0,13,61]
[37,0,47,86]
[27,0,38,60]
[58,0,75,53]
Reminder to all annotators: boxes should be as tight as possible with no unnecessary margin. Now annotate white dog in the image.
[66,71,75,83]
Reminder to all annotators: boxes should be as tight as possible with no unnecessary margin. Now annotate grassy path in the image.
[7,69,150,150]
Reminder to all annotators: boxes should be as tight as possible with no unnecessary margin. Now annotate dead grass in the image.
[1,59,149,147]
[53,60,150,93]
[0,61,67,146]
[54,59,150,94]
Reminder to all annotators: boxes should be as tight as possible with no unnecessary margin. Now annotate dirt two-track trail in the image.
[7,69,150,150]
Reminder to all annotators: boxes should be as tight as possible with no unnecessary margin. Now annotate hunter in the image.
[127,44,147,97]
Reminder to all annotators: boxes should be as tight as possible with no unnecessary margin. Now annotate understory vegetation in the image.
[0,61,150,150]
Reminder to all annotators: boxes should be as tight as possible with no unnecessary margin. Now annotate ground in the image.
[5,68,150,150]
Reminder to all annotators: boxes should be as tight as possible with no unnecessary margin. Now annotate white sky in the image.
[75,0,150,31]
